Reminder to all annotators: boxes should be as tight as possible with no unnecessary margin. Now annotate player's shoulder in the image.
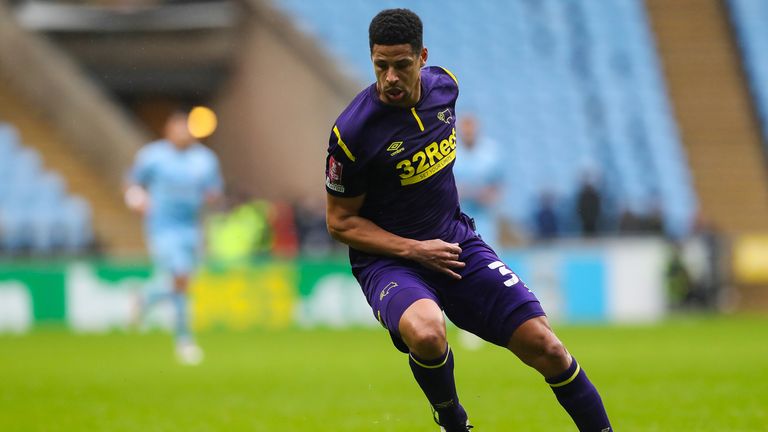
[188,143,220,170]
[336,85,377,133]
[137,139,168,159]
[329,84,378,157]
[423,66,459,91]
[191,142,217,158]
[142,139,167,150]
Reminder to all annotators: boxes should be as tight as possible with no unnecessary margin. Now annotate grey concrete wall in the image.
[0,4,147,188]
[211,0,362,202]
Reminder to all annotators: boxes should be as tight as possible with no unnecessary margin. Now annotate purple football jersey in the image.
[326,66,474,271]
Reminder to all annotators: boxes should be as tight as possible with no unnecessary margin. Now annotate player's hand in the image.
[409,239,465,280]
[124,185,150,215]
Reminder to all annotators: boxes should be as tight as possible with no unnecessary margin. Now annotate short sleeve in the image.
[128,145,154,186]
[325,126,367,197]
[204,151,224,194]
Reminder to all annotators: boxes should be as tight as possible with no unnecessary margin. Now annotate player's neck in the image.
[412,80,422,106]
[170,141,195,151]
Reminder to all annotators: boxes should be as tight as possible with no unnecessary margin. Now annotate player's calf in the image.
[545,356,612,431]
[398,299,469,429]
[508,317,612,431]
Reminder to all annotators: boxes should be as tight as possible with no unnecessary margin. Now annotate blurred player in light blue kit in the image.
[453,114,504,250]
[125,109,223,365]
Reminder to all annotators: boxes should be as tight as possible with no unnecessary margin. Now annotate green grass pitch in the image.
[1,315,766,431]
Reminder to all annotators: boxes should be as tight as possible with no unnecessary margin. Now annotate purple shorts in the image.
[356,235,545,352]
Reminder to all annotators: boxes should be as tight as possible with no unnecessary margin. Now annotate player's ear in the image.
[419,47,428,66]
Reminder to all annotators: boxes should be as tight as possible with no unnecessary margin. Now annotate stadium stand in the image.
[0,122,94,254]
[646,0,768,235]
[728,0,768,153]
[0,3,145,254]
[273,0,698,237]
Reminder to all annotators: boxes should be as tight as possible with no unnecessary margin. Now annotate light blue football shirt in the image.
[453,135,504,247]
[129,140,223,235]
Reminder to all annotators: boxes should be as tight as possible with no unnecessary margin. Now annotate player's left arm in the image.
[203,152,225,210]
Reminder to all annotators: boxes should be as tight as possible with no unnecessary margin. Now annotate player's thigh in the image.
[442,237,544,347]
[360,265,441,352]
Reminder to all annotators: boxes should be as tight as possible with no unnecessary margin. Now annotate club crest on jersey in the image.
[380,281,398,300]
[326,156,345,193]
[387,141,405,157]
[437,108,453,124]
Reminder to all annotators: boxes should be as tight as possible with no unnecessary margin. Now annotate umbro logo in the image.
[387,141,405,156]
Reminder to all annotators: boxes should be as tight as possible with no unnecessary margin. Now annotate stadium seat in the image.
[60,196,94,253]
[0,122,95,255]
[0,207,33,253]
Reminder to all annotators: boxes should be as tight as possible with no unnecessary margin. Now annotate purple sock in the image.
[408,345,466,426]
[546,356,612,431]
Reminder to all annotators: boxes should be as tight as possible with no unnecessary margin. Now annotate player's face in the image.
[371,44,427,107]
[459,116,478,148]
[165,114,195,149]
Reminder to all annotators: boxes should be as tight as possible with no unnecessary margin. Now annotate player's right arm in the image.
[326,193,466,279]
[124,144,154,215]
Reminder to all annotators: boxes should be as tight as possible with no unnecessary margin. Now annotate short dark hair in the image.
[369,8,423,54]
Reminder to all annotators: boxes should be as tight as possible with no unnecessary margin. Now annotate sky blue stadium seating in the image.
[274,0,698,237]
[728,0,768,154]
[0,122,94,255]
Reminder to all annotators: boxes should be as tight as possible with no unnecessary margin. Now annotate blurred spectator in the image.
[618,206,643,234]
[665,212,725,311]
[453,114,504,249]
[293,194,340,257]
[641,199,665,235]
[207,194,339,262]
[575,172,601,237]
[680,214,725,309]
[534,191,559,240]
[618,200,664,236]
[666,242,694,308]
[206,195,272,264]
[269,201,299,258]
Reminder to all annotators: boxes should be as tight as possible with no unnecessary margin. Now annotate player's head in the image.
[369,8,423,54]
[369,8,427,107]
[459,115,478,148]
[164,109,195,149]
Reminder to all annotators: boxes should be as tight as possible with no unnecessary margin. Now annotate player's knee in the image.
[401,318,446,358]
[509,319,570,374]
[540,338,569,364]
[528,334,570,374]
[410,327,446,358]
[398,299,446,358]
